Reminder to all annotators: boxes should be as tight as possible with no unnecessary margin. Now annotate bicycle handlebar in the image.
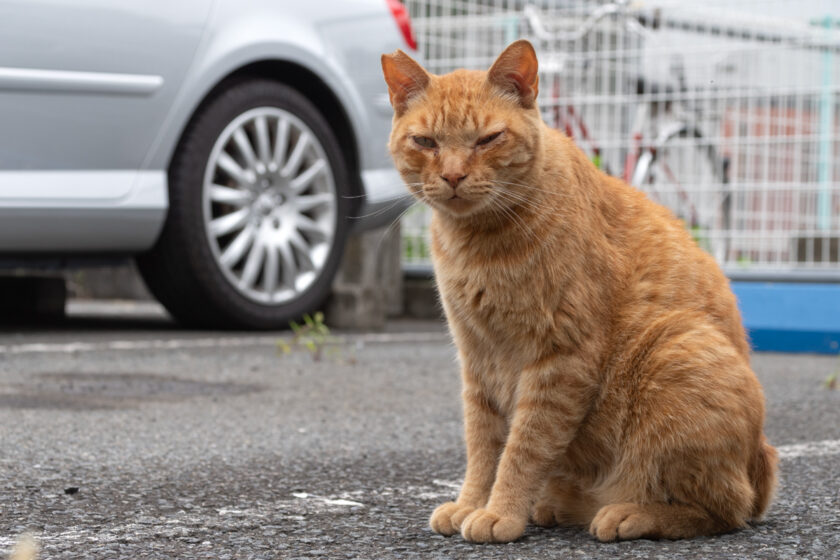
[524,0,646,44]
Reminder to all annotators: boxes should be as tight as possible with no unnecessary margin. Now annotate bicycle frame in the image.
[547,79,605,171]
[528,1,716,184]
[529,0,655,182]
[545,71,648,184]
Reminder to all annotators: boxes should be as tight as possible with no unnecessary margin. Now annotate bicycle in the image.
[524,0,731,262]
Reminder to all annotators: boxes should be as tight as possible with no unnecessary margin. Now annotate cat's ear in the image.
[382,50,431,116]
[487,40,539,108]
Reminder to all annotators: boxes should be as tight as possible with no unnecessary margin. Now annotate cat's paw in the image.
[461,508,526,543]
[530,502,558,527]
[589,503,656,542]
[430,502,475,536]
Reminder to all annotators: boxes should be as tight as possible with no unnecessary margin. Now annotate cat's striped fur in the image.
[382,40,777,543]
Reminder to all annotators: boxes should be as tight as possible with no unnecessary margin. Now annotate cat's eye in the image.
[476,131,503,147]
[413,136,437,149]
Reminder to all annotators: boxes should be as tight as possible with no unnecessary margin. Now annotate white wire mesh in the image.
[400,0,840,280]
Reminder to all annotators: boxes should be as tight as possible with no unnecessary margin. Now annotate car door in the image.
[0,0,212,251]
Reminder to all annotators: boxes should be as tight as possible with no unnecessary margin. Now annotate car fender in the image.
[142,5,369,176]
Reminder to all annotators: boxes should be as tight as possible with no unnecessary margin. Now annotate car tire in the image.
[137,78,351,329]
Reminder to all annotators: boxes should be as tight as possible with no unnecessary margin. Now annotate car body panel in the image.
[0,171,166,251]
[0,0,210,173]
[0,0,410,254]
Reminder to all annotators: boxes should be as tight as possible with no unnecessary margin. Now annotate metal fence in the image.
[400,0,840,280]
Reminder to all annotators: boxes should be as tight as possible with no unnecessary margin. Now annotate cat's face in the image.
[383,41,543,219]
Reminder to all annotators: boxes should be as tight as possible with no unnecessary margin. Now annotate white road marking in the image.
[385,441,840,504]
[293,492,365,508]
[0,332,449,355]
[1,441,837,554]
[777,438,840,460]
[324,498,365,507]
[380,441,840,505]
[216,508,263,517]
[1,326,837,554]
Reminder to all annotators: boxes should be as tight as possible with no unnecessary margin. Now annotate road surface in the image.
[1,303,838,559]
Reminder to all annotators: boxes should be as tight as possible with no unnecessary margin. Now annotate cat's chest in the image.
[437,264,553,345]
[443,274,529,316]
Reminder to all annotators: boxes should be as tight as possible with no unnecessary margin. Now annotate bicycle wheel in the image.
[632,127,729,263]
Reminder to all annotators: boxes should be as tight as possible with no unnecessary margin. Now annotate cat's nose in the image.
[441,173,467,189]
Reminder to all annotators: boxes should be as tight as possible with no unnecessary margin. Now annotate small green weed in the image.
[826,366,838,390]
[277,312,352,363]
[823,348,840,389]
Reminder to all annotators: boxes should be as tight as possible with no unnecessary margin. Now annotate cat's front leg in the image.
[430,379,506,536]
[460,355,593,543]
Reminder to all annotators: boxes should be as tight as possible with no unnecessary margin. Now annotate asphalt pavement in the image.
[1,302,839,559]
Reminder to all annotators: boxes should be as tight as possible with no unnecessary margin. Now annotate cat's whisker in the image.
[490,179,548,191]
[491,188,547,213]
[496,208,538,246]
[493,192,551,244]
[486,202,519,235]
[488,181,567,212]
[485,194,539,244]
[370,198,430,259]
[348,196,409,220]
[490,180,572,199]
[491,188,550,217]
[343,183,423,200]
[373,205,414,256]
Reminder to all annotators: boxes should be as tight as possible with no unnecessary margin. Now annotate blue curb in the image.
[731,282,840,354]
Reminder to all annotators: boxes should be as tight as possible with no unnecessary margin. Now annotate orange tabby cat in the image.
[382,40,777,543]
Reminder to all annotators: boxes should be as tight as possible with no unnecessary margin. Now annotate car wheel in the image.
[137,78,350,329]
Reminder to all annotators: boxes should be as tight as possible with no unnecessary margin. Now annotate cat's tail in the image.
[749,435,779,520]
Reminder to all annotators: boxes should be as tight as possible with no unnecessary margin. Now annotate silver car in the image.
[0,0,415,328]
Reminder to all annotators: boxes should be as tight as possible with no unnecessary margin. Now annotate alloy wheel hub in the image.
[201,107,337,304]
